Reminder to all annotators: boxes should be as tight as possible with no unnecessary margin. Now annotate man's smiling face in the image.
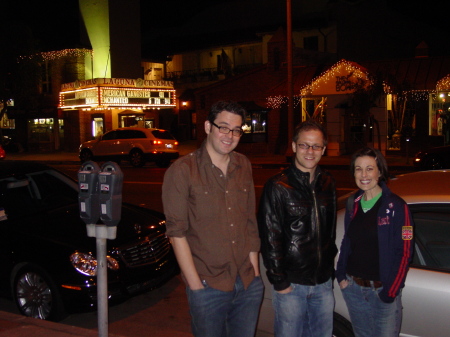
[205,110,243,157]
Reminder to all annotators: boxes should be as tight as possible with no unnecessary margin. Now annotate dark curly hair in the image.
[350,147,389,183]
[207,101,246,125]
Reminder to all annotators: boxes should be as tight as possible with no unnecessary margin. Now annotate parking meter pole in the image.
[95,226,109,337]
[78,161,123,337]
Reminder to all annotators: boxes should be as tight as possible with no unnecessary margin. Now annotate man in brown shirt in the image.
[162,101,263,337]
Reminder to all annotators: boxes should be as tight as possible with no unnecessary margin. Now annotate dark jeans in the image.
[341,275,402,337]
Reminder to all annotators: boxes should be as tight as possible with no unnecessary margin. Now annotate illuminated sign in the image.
[60,78,174,91]
[59,78,176,109]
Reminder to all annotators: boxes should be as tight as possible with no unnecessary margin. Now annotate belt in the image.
[350,275,382,289]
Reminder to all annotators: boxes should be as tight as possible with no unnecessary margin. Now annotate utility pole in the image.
[286,0,294,155]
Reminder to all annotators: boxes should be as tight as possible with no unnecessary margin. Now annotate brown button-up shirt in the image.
[162,141,260,291]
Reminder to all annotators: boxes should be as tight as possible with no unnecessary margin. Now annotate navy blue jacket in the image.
[336,182,414,303]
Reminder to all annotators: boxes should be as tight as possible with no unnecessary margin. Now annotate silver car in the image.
[257,170,450,337]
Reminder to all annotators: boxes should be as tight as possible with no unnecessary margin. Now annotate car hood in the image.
[113,203,167,242]
[12,202,167,255]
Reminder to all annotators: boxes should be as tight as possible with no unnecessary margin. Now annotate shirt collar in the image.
[196,140,240,172]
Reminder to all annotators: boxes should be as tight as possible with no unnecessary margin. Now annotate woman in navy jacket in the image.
[336,147,414,337]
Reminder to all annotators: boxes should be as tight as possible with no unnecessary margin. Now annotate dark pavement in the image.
[4,140,416,171]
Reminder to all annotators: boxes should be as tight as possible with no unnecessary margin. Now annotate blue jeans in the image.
[272,278,334,337]
[186,275,264,337]
[341,276,402,337]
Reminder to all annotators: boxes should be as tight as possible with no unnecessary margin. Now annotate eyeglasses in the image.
[211,122,244,137]
[297,143,324,151]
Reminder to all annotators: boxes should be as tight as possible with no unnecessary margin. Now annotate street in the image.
[56,163,358,214]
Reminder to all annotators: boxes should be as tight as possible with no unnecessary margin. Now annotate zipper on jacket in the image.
[312,183,322,284]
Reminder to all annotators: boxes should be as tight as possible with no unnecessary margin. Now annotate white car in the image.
[257,170,450,337]
[79,127,179,167]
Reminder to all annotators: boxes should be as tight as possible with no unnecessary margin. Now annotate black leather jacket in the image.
[258,164,337,291]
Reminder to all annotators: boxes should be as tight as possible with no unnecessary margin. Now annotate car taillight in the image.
[153,140,162,145]
[175,141,178,146]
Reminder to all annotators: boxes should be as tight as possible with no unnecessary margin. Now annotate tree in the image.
[348,72,385,148]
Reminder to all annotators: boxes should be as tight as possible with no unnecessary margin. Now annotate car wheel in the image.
[155,159,170,168]
[333,312,354,337]
[79,149,93,163]
[422,155,444,170]
[129,149,145,167]
[12,264,67,321]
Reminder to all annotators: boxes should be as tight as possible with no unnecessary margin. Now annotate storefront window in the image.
[430,92,450,140]
[28,119,54,143]
[120,114,144,128]
[1,113,15,129]
[301,97,327,124]
[92,116,104,138]
[243,112,267,134]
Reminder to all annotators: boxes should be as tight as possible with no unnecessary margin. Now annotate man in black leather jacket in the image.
[258,119,337,337]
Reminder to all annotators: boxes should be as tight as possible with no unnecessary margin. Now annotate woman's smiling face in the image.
[354,155,381,192]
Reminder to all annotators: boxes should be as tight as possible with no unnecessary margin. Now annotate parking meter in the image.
[99,162,123,238]
[78,161,101,237]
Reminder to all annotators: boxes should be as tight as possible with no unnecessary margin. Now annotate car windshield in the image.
[0,170,78,219]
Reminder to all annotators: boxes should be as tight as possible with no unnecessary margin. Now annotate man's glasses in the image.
[297,143,324,151]
[211,122,244,137]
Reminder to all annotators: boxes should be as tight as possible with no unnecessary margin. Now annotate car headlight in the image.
[70,252,119,276]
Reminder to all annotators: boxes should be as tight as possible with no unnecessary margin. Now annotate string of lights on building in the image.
[19,48,93,61]
[266,59,443,109]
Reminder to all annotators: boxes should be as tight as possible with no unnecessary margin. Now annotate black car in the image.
[413,145,450,170]
[0,161,179,321]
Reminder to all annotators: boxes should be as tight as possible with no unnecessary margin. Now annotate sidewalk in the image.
[3,140,415,170]
[0,310,123,337]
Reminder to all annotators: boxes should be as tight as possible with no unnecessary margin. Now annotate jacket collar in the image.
[286,163,323,180]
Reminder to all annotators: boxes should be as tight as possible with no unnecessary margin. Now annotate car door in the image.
[93,130,120,156]
[0,177,49,292]
[400,204,450,337]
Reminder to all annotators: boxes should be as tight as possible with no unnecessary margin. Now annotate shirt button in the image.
[232,241,235,244]
[226,190,229,193]
[228,207,231,210]
[230,223,234,226]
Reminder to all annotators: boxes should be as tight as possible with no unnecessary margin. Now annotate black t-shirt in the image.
[346,198,381,281]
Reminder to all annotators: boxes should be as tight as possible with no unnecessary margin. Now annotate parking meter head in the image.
[78,161,101,225]
[99,162,123,227]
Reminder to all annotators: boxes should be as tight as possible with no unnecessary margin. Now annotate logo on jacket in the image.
[378,216,390,226]
[402,226,413,240]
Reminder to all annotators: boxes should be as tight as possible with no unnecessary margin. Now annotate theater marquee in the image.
[59,78,176,109]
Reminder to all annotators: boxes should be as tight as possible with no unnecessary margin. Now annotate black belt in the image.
[350,275,382,289]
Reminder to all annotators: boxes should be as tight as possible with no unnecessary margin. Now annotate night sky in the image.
[2,0,448,52]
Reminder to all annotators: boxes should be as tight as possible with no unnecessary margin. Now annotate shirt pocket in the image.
[191,184,219,221]
[235,183,252,215]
